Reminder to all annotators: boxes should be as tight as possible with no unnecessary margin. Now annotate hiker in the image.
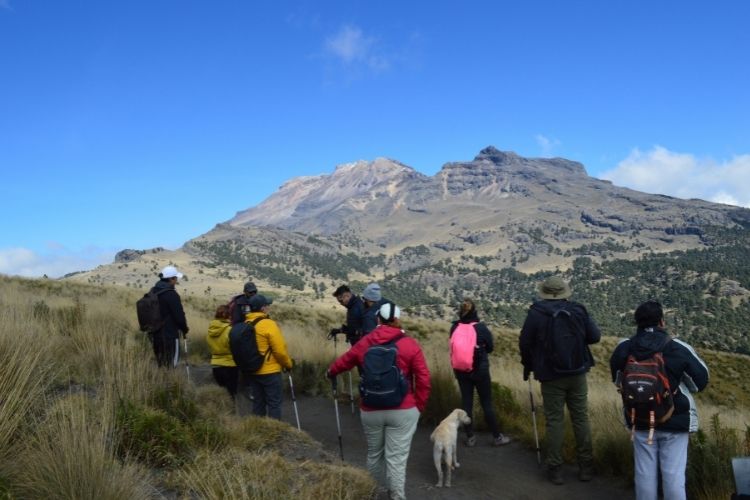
[329,284,365,345]
[230,281,258,325]
[206,304,238,398]
[518,275,600,484]
[327,301,431,500]
[609,300,708,500]
[150,265,189,368]
[361,282,386,335]
[450,298,511,447]
[236,294,294,419]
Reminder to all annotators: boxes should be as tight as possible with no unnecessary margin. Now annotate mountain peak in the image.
[474,146,521,164]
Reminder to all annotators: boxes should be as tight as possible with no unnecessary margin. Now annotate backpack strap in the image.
[250,316,272,361]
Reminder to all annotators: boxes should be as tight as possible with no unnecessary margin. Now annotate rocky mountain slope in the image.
[69,147,750,353]
[227,146,748,270]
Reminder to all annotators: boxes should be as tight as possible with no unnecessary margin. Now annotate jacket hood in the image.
[208,319,230,337]
[153,280,174,292]
[368,324,405,344]
[458,309,480,323]
[630,327,671,360]
[532,299,569,315]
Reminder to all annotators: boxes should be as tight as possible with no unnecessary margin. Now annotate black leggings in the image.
[212,366,239,397]
[456,370,500,438]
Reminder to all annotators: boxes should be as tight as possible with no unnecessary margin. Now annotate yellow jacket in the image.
[245,312,293,374]
[206,319,236,367]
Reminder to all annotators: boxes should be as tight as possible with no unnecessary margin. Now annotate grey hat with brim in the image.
[538,276,572,300]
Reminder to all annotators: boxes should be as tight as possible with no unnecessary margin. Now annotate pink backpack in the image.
[450,322,477,372]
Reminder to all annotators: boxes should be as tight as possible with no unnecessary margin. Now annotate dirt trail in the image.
[281,393,633,500]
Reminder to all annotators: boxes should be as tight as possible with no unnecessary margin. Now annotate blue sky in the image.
[1,1,749,277]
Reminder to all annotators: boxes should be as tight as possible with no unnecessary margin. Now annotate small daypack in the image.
[620,338,674,444]
[229,317,270,374]
[534,303,588,375]
[450,322,477,372]
[359,335,409,408]
[136,288,168,334]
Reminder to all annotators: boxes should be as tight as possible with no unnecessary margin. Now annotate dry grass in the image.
[1,274,746,499]
[10,394,154,500]
[0,275,377,498]
[180,449,376,500]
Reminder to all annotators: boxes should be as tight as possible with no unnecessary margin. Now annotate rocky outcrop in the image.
[114,248,165,263]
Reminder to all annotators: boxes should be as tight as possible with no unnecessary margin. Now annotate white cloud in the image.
[600,146,750,208]
[536,134,561,156]
[0,245,115,278]
[323,24,389,71]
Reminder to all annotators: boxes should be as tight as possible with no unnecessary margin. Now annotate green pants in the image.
[540,373,593,467]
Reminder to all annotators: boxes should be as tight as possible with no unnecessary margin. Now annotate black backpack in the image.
[620,338,675,442]
[359,334,408,408]
[534,303,588,375]
[136,288,168,334]
[229,317,270,374]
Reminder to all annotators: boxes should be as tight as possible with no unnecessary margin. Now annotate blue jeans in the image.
[633,430,689,500]
[247,372,283,420]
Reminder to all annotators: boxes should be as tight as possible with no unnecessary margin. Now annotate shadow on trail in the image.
[282,394,633,500]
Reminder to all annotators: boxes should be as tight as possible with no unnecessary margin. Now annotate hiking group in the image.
[138,267,709,500]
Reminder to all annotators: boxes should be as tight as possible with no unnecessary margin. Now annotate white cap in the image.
[160,265,183,279]
[378,302,400,322]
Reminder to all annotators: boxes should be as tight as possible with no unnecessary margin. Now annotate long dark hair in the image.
[459,298,476,319]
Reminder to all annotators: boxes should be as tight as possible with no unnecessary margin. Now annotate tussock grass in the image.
[181,449,376,500]
[1,274,747,499]
[11,394,153,500]
[0,310,53,462]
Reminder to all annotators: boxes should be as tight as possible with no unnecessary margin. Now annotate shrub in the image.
[420,364,461,426]
[151,382,198,423]
[292,359,334,397]
[116,400,192,468]
[687,414,750,500]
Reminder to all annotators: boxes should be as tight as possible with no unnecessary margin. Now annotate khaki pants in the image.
[360,407,420,500]
[540,373,593,467]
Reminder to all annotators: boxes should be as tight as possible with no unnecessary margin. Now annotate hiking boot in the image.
[547,465,564,485]
[578,463,594,482]
[492,434,512,446]
[465,435,477,447]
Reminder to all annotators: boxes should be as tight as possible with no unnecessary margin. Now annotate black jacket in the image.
[449,310,494,374]
[342,294,365,344]
[153,279,189,339]
[609,326,709,432]
[362,298,387,335]
[519,299,601,382]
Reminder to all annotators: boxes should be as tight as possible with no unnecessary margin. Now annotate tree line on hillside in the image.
[190,225,750,355]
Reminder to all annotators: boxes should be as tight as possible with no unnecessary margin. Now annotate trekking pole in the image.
[528,378,541,466]
[180,331,191,383]
[288,372,301,431]
[347,371,355,415]
[332,377,344,460]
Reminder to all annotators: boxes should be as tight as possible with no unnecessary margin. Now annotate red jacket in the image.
[328,324,431,412]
